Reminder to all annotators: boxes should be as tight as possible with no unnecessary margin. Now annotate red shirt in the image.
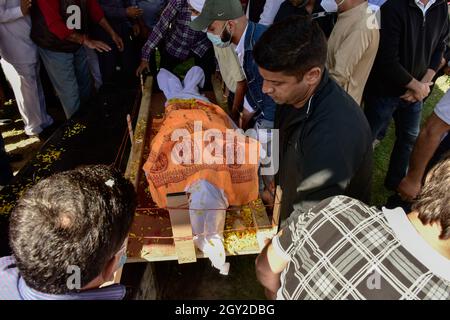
[36,0,104,40]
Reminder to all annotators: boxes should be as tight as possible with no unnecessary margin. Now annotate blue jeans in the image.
[38,47,92,119]
[0,134,12,186]
[365,96,423,190]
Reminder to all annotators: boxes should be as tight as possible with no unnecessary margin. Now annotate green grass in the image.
[371,75,450,206]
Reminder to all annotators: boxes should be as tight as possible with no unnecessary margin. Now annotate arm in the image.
[376,4,415,89]
[231,80,247,124]
[98,17,124,51]
[141,0,179,61]
[255,239,288,299]
[0,0,26,23]
[329,29,376,91]
[258,0,284,26]
[398,113,450,200]
[428,13,449,72]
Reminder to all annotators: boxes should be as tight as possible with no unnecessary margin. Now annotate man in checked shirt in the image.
[136,0,215,90]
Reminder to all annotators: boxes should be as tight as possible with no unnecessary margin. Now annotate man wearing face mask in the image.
[326,0,380,106]
[190,0,276,131]
[253,16,373,222]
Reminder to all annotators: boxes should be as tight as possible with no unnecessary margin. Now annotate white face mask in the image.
[320,0,345,12]
[206,22,233,48]
[191,15,197,22]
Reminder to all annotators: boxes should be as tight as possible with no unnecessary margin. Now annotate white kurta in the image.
[0,0,52,135]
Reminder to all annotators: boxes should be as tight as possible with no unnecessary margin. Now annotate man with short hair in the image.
[0,165,136,300]
[253,16,373,221]
[256,153,450,300]
[190,0,277,130]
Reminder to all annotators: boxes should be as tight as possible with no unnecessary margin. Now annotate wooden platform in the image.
[124,77,279,265]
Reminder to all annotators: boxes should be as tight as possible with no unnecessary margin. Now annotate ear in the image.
[101,256,119,283]
[304,67,322,85]
[227,20,237,32]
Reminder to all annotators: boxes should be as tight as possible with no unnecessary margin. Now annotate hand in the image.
[132,24,140,37]
[400,89,418,103]
[83,38,111,52]
[397,175,422,202]
[136,60,150,77]
[402,80,432,102]
[126,6,143,19]
[20,0,32,15]
[111,32,124,52]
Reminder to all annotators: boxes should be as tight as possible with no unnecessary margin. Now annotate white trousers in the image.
[157,66,209,104]
[0,59,53,136]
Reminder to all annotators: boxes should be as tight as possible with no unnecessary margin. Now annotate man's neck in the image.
[232,18,248,46]
[292,82,320,109]
[408,211,450,260]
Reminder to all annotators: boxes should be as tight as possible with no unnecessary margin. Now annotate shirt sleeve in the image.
[329,28,378,92]
[35,0,74,40]
[0,0,23,23]
[141,0,179,60]
[87,0,105,23]
[434,90,450,125]
[258,0,285,26]
[428,12,449,72]
[375,2,413,87]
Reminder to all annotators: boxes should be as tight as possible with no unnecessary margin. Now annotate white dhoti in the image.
[157,66,209,104]
[0,59,53,136]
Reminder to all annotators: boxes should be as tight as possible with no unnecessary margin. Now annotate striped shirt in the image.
[0,256,126,300]
[141,0,210,61]
[273,196,450,300]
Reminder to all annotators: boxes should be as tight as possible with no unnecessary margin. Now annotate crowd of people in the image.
[0,0,449,300]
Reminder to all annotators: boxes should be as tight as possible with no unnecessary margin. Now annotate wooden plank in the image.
[125,76,153,189]
[166,193,197,264]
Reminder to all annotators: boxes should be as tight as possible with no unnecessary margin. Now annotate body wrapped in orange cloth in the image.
[143,70,261,274]
[143,99,260,209]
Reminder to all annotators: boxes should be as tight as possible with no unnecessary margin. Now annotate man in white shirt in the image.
[0,0,53,137]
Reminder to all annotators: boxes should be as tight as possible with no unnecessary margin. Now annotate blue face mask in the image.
[207,22,232,48]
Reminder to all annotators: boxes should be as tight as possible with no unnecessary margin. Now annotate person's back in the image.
[272,195,450,300]
[257,153,450,300]
[0,165,136,300]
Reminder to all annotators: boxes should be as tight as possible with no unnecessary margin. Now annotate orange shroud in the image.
[143,99,260,208]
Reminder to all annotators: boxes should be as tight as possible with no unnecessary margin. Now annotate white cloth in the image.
[0,0,38,64]
[414,0,436,15]
[85,48,103,90]
[383,207,450,282]
[434,89,450,126]
[0,59,53,135]
[157,66,210,104]
[186,180,230,275]
[188,0,204,12]
[259,0,285,26]
[235,24,248,69]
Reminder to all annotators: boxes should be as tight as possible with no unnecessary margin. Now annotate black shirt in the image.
[275,70,373,221]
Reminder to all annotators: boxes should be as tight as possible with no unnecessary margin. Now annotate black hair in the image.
[9,165,136,294]
[253,15,327,79]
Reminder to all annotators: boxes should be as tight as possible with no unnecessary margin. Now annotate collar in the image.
[235,22,249,65]
[339,1,368,18]
[414,0,437,12]
[18,276,126,300]
[383,207,450,282]
[409,0,442,10]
